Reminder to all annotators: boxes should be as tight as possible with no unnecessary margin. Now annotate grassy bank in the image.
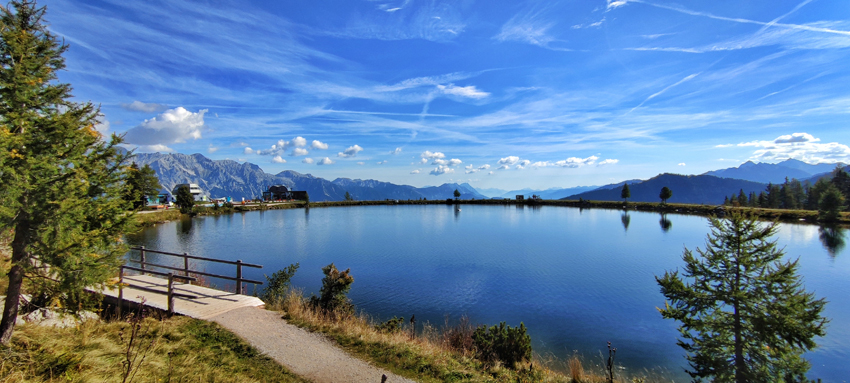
[274,290,668,383]
[0,314,308,383]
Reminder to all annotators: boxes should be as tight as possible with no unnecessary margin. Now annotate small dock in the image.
[99,247,265,319]
[101,274,264,320]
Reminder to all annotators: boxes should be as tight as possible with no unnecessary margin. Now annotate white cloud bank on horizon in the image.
[722,132,850,163]
[123,107,207,152]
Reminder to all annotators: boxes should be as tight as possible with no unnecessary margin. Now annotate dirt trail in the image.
[211,306,416,383]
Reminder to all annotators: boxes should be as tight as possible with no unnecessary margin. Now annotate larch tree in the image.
[124,162,161,209]
[656,212,827,382]
[0,0,133,344]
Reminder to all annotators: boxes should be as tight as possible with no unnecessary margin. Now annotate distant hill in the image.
[565,173,767,205]
[132,152,487,202]
[494,186,600,200]
[704,159,840,184]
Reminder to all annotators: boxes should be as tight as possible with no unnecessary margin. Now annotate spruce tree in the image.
[621,184,630,203]
[657,212,827,382]
[175,185,195,214]
[0,0,133,344]
[659,186,672,204]
[124,163,161,209]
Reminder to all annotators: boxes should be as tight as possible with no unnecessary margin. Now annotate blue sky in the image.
[45,0,850,189]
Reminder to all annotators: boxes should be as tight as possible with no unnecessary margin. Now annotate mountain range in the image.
[132,152,842,204]
[132,153,486,202]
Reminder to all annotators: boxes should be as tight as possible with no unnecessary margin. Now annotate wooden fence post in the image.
[183,253,189,277]
[118,266,124,317]
[140,246,146,271]
[236,260,243,295]
[167,273,175,314]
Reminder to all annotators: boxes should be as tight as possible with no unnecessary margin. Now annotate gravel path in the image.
[210,306,417,383]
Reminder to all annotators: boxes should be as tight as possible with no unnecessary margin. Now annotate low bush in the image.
[309,263,354,315]
[261,263,299,307]
[471,322,532,369]
[375,316,405,334]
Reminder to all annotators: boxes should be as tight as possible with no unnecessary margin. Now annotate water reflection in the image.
[304,207,310,225]
[818,225,846,257]
[659,213,672,232]
[621,212,631,231]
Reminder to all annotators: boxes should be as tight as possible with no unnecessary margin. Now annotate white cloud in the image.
[430,165,454,175]
[554,156,599,168]
[377,160,387,165]
[311,140,329,150]
[291,136,307,147]
[410,169,421,174]
[338,144,363,158]
[516,164,525,170]
[607,0,628,10]
[291,148,309,156]
[390,147,402,155]
[272,156,286,163]
[478,164,491,170]
[302,158,315,164]
[497,164,510,170]
[433,159,449,165]
[123,107,207,146]
[244,147,254,154]
[94,120,110,136]
[715,144,735,148]
[678,162,686,166]
[318,157,335,165]
[488,171,495,175]
[120,100,169,113]
[448,158,463,166]
[421,150,446,159]
[358,161,365,165]
[135,144,174,153]
[735,133,850,163]
[498,156,520,165]
[208,144,219,153]
[598,159,619,166]
[519,159,531,167]
[419,158,429,164]
[437,84,489,99]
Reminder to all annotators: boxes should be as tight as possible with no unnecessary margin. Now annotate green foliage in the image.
[471,322,532,369]
[310,263,354,314]
[453,188,461,199]
[344,191,353,201]
[656,211,828,382]
[620,184,630,202]
[0,0,134,344]
[375,316,405,334]
[175,185,194,214]
[124,163,161,209]
[818,183,844,222]
[659,186,672,203]
[260,262,299,305]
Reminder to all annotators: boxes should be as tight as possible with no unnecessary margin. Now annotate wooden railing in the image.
[118,265,197,314]
[126,246,263,295]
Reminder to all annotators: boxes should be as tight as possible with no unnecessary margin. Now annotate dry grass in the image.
[0,313,308,383]
[275,290,670,383]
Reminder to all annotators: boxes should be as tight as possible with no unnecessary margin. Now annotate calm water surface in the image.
[126,205,850,381]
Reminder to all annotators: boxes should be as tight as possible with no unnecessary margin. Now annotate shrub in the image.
[375,316,405,334]
[471,322,532,369]
[309,263,354,315]
[260,263,299,306]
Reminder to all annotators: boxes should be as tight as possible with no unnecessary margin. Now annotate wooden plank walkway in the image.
[99,274,265,320]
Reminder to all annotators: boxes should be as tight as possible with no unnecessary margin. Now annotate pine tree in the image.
[124,163,161,209]
[659,186,672,204]
[621,184,630,203]
[818,183,844,222]
[344,191,353,201]
[0,0,133,344]
[175,185,194,214]
[657,212,828,382]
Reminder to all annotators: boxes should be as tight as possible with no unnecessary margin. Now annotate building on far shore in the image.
[262,185,308,202]
[172,183,209,202]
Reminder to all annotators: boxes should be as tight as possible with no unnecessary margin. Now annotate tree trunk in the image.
[0,214,29,345]
[733,240,745,383]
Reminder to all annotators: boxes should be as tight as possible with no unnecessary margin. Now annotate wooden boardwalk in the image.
[99,274,265,320]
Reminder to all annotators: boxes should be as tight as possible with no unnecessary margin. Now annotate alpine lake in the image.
[125,204,850,381]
